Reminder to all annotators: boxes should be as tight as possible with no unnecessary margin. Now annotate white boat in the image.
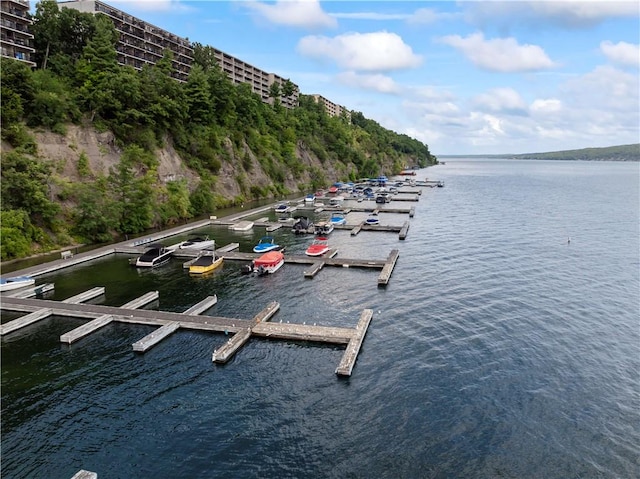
[328,195,344,207]
[0,275,35,292]
[274,203,290,214]
[304,193,315,203]
[329,212,347,226]
[135,244,173,267]
[253,251,285,275]
[180,235,215,250]
[253,236,283,253]
[314,221,334,235]
[365,215,380,225]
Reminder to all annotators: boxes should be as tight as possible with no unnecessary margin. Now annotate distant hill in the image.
[507,144,639,161]
[442,144,639,161]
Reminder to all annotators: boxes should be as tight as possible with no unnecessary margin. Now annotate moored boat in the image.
[180,235,215,250]
[365,215,379,225]
[0,275,35,292]
[253,236,283,253]
[189,251,223,275]
[135,244,173,267]
[329,212,347,226]
[253,250,285,275]
[314,221,334,235]
[274,202,290,213]
[304,193,315,203]
[305,237,330,257]
[292,216,314,234]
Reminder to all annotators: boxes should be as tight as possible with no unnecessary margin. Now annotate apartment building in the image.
[311,94,351,121]
[59,0,193,82]
[212,47,298,108]
[59,0,299,107]
[0,0,36,66]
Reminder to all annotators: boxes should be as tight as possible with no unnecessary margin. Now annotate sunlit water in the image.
[2,159,639,478]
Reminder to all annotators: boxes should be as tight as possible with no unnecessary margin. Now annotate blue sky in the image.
[80,1,638,155]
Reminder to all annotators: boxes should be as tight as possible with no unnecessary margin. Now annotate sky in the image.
[72,1,639,155]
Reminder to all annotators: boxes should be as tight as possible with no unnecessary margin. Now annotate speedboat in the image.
[180,235,215,250]
[274,202,290,214]
[329,212,346,226]
[135,244,173,267]
[305,237,330,257]
[328,196,344,207]
[0,275,35,292]
[304,194,315,203]
[189,251,223,274]
[375,193,391,204]
[253,236,282,253]
[314,221,334,235]
[253,251,285,275]
[365,215,379,225]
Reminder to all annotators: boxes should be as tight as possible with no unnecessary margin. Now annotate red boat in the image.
[253,251,285,275]
[305,237,330,257]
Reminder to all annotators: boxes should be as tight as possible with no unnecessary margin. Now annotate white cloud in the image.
[463,1,639,29]
[530,98,563,113]
[439,32,557,72]
[242,0,337,30]
[472,88,528,115]
[336,72,402,94]
[600,41,640,67]
[407,8,459,25]
[297,31,422,72]
[330,12,408,21]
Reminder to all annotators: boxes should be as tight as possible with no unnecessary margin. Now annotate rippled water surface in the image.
[2,159,639,478]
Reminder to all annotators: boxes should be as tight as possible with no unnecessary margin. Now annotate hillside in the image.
[507,144,640,161]
[442,144,640,161]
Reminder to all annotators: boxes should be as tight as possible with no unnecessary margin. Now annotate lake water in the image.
[2,159,639,478]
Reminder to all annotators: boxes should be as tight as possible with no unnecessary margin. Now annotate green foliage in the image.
[77,151,90,177]
[158,179,192,226]
[0,151,60,226]
[71,180,118,243]
[0,209,35,260]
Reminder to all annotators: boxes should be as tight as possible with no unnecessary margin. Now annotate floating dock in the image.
[1,292,374,376]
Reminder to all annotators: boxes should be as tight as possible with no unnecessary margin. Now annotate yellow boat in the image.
[189,253,223,274]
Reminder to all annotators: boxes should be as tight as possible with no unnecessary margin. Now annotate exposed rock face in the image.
[30,125,338,200]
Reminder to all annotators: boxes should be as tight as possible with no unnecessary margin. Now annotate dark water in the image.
[2,160,639,479]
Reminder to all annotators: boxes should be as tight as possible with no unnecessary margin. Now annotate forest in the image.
[1,0,436,261]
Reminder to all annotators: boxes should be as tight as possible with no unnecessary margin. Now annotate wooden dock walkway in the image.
[378,250,400,286]
[335,309,373,376]
[1,294,373,376]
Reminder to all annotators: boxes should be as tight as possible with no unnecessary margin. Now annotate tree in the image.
[281,79,295,99]
[0,151,60,226]
[72,180,118,242]
[191,42,218,71]
[269,81,281,105]
[185,64,212,124]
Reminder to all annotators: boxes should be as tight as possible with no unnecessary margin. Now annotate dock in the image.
[1,292,374,376]
[378,249,400,286]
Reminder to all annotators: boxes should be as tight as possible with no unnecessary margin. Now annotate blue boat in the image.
[329,212,347,226]
[253,236,282,253]
[0,275,35,292]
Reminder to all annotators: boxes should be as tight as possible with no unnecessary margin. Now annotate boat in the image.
[292,216,314,234]
[314,221,334,235]
[305,237,330,257]
[0,275,35,292]
[180,235,215,250]
[375,193,391,203]
[304,193,315,203]
[189,251,223,274]
[365,215,380,225]
[135,244,173,267]
[329,212,347,226]
[253,236,283,253]
[328,185,339,194]
[274,202,290,214]
[328,196,344,207]
[253,250,285,275]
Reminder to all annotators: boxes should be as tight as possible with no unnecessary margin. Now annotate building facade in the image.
[59,0,299,107]
[59,0,193,82]
[0,0,36,66]
[311,94,351,120]
[212,47,298,108]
